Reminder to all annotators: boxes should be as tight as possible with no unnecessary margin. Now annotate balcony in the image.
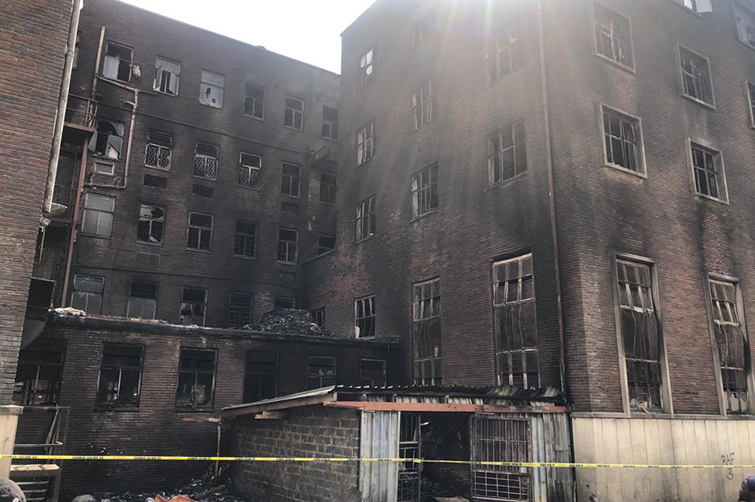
[62,95,97,143]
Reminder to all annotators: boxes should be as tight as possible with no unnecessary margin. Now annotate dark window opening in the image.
[187,212,213,251]
[102,42,133,82]
[96,343,143,408]
[311,308,325,327]
[318,235,335,255]
[281,162,301,197]
[320,172,337,204]
[355,295,376,338]
[274,297,296,309]
[127,281,157,319]
[355,196,376,242]
[234,221,257,258]
[228,292,253,329]
[192,184,214,198]
[244,83,265,119]
[93,119,125,160]
[180,287,207,326]
[411,164,439,217]
[284,96,304,130]
[413,279,441,385]
[244,352,278,403]
[144,174,168,188]
[322,106,339,140]
[361,359,387,387]
[277,228,298,263]
[488,121,527,185]
[176,348,216,409]
[137,204,165,245]
[71,274,104,314]
[307,356,337,389]
[13,346,65,406]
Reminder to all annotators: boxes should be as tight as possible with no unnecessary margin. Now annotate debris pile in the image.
[251,308,329,336]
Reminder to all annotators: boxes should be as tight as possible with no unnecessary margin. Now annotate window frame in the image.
[277,228,298,264]
[70,274,105,314]
[102,41,133,83]
[413,277,442,386]
[736,1,755,50]
[361,358,387,387]
[238,152,262,189]
[322,106,339,141]
[307,355,337,389]
[411,79,436,132]
[599,104,647,177]
[234,220,257,259]
[228,292,254,329]
[179,287,208,326]
[175,347,217,410]
[144,131,173,171]
[357,120,376,166]
[485,18,521,85]
[243,82,265,120]
[354,294,376,339]
[487,120,528,187]
[243,351,279,403]
[193,143,219,181]
[412,10,435,48]
[81,193,115,238]
[411,163,439,219]
[359,46,376,89]
[590,2,636,73]
[95,343,144,410]
[355,196,377,243]
[284,95,305,131]
[93,118,125,161]
[676,44,716,109]
[686,138,729,204]
[280,162,302,198]
[317,234,336,255]
[186,212,214,252]
[127,281,158,319]
[13,344,66,406]
[136,203,166,246]
[153,56,181,96]
[274,297,296,309]
[199,69,224,109]
[320,171,337,205]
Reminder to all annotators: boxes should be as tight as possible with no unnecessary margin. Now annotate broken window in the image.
[413,278,441,385]
[488,121,527,185]
[355,196,376,242]
[361,359,387,387]
[311,308,325,327]
[471,416,531,501]
[199,70,224,108]
[411,163,439,218]
[144,174,168,189]
[153,57,180,95]
[71,274,104,314]
[280,162,301,197]
[359,47,375,88]
[594,2,634,69]
[318,235,335,255]
[13,343,65,406]
[192,184,213,198]
[411,79,436,131]
[244,352,278,402]
[244,83,265,119]
[747,82,755,128]
[322,106,339,140]
[602,107,643,173]
[616,258,663,411]
[493,254,538,389]
[672,0,712,13]
[102,41,133,82]
[228,292,253,329]
[127,281,157,319]
[355,295,376,338]
[180,287,207,326]
[307,356,337,389]
[81,193,115,237]
[136,204,165,245]
[193,143,218,180]
[691,142,726,202]
[320,172,337,204]
[357,120,376,165]
[234,221,257,258]
[679,46,714,106]
[96,343,143,408]
[144,131,172,171]
[274,297,296,309]
[93,119,124,160]
[284,96,304,130]
[277,228,298,263]
[187,212,213,251]
[486,18,521,84]
[708,279,751,414]
[176,348,216,409]
[412,10,435,47]
[239,152,261,188]
[736,2,755,48]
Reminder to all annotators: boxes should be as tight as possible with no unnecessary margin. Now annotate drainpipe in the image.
[91,27,105,101]
[60,138,88,306]
[537,0,567,395]
[43,0,83,214]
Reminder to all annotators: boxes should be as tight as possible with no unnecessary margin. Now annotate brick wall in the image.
[231,406,361,502]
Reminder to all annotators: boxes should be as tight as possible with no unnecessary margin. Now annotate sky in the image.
[117,0,376,74]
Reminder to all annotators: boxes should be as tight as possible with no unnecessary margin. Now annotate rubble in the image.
[251,309,329,336]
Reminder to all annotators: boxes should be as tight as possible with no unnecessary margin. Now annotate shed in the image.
[222,385,574,502]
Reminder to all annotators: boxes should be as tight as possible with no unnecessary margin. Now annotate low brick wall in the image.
[231,406,361,502]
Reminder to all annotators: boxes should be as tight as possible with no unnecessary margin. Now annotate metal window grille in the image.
[471,416,531,502]
[239,153,261,188]
[357,121,375,165]
[413,278,441,385]
[603,109,639,172]
[355,196,376,242]
[691,144,722,200]
[228,292,253,329]
[355,295,376,338]
[277,228,298,263]
[488,122,527,185]
[194,153,218,180]
[594,4,633,67]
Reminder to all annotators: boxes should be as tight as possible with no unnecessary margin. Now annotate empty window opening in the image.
[127,281,157,319]
[412,79,436,131]
[318,235,336,255]
[244,83,265,119]
[199,70,224,108]
[412,164,439,218]
[690,142,726,202]
[93,119,125,160]
[180,287,207,326]
[360,47,375,88]
[322,106,339,140]
[239,152,261,188]
[355,196,376,242]
[307,356,336,389]
[137,204,165,245]
[616,258,663,411]
[244,352,278,403]
[413,278,441,385]
[102,42,133,82]
[320,172,337,204]
[602,107,643,173]
[274,297,296,309]
[284,96,304,130]
[277,228,298,263]
[187,212,213,251]
[13,345,65,406]
[228,292,253,329]
[96,343,143,408]
[234,221,257,258]
[81,193,115,237]
[594,3,634,68]
[361,359,387,387]
[311,308,325,327]
[679,46,714,106]
[355,295,376,338]
[194,143,218,180]
[493,254,538,389]
[471,416,531,502]
[144,131,172,170]
[488,121,527,186]
[486,19,521,84]
[176,348,216,409]
[281,162,301,197]
[412,10,435,47]
[154,57,180,95]
[71,275,104,314]
[357,120,376,165]
[144,174,167,188]
[192,184,214,198]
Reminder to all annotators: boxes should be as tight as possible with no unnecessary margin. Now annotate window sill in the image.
[237,185,261,191]
[95,406,140,412]
[694,192,729,205]
[186,247,213,254]
[199,103,223,110]
[319,201,337,207]
[192,175,217,183]
[136,240,164,247]
[356,335,376,341]
[243,113,265,122]
[80,233,111,240]
[283,125,304,133]
[144,164,171,173]
[92,155,121,163]
[604,162,647,179]
[153,90,179,98]
[277,260,297,266]
[322,136,339,143]
[485,172,527,192]
[355,234,376,245]
[410,209,438,223]
[681,93,716,110]
[593,53,636,75]
[281,193,301,200]
[234,254,257,260]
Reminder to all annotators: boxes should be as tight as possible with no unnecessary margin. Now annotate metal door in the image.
[397,412,421,502]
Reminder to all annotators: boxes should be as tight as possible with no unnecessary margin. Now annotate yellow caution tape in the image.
[1,454,753,469]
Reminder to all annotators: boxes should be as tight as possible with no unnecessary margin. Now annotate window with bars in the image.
[322,106,339,140]
[594,3,634,69]
[361,359,387,387]
[413,278,441,386]
[357,120,376,165]
[144,131,172,170]
[81,193,115,237]
[180,287,207,326]
[602,107,644,174]
[71,274,104,314]
[493,255,538,389]
[307,356,337,389]
[359,47,375,88]
[486,19,521,84]
[187,212,213,251]
[127,281,157,319]
[281,162,301,197]
[488,121,527,186]
[96,343,143,408]
[244,83,265,119]
[176,349,216,409]
[355,295,376,338]
[228,292,253,329]
[355,196,376,242]
[277,228,298,263]
[199,70,224,108]
[616,258,663,411]
[690,142,727,202]
[244,352,278,403]
[93,119,125,160]
[13,344,65,406]
[154,57,180,96]
[411,79,436,131]
[193,143,218,180]
[411,164,439,218]
[679,46,714,106]
[471,416,531,502]
[320,172,337,204]
[318,235,335,255]
[284,96,304,130]
[412,10,435,47]
[137,204,165,245]
[708,279,751,414]
[238,152,261,188]
[234,221,256,258]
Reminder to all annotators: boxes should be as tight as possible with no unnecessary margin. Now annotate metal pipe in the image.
[60,138,88,306]
[43,0,83,214]
[537,0,567,395]
[91,27,105,101]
